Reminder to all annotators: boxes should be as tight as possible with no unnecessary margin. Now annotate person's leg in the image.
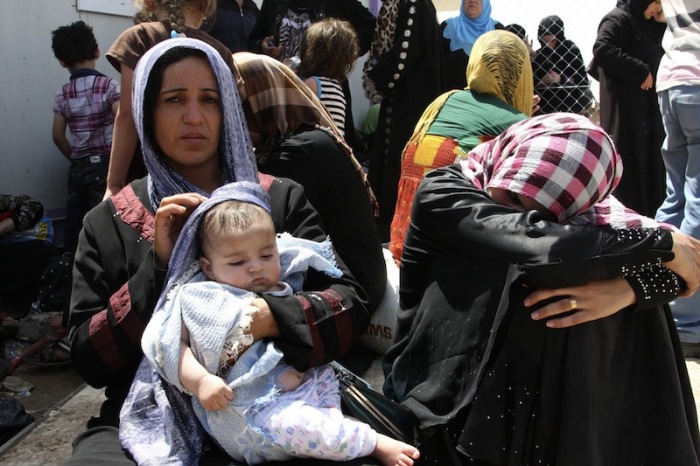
[677,86,700,237]
[663,85,700,348]
[267,402,378,461]
[86,165,108,212]
[63,164,86,255]
[655,88,687,228]
[64,426,136,465]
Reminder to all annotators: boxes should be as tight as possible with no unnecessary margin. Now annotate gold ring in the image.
[570,298,577,310]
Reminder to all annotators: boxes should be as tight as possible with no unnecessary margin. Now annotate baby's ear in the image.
[199,257,213,279]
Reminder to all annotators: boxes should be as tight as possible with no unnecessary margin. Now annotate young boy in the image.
[51,21,119,256]
[125,182,420,466]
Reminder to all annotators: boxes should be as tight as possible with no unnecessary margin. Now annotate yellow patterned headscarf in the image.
[412,30,533,144]
[466,30,533,117]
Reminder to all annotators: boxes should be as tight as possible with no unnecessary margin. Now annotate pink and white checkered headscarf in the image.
[458,113,665,229]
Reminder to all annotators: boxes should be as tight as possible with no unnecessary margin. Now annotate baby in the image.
[142,182,420,466]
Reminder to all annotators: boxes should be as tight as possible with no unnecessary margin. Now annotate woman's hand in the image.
[153,193,207,268]
[531,94,541,115]
[524,278,635,328]
[667,231,700,296]
[261,35,282,59]
[541,70,562,86]
[248,298,281,340]
[641,72,654,90]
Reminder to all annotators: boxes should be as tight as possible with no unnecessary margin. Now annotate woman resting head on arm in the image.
[458,112,700,325]
[67,37,370,465]
[384,111,700,465]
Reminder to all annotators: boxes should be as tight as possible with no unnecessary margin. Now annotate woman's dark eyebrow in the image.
[159,87,220,94]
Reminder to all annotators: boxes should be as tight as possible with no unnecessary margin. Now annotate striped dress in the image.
[311,76,346,136]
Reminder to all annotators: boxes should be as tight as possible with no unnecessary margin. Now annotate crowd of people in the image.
[5,0,697,464]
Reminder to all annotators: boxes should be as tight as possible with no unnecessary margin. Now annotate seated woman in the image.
[232,52,387,316]
[65,38,374,465]
[384,113,700,465]
[389,30,535,262]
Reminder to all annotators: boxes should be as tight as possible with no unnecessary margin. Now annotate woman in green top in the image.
[389,30,536,262]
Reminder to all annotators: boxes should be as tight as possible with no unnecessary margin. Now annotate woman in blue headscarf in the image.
[441,0,502,90]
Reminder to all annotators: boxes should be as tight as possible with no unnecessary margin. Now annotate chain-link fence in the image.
[432,0,615,121]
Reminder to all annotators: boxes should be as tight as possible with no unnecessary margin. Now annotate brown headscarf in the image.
[232,52,377,213]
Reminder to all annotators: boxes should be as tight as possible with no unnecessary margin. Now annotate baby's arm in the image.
[179,324,233,411]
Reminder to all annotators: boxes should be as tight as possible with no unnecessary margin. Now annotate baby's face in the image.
[201,226,281,293]
[487,187,557,221]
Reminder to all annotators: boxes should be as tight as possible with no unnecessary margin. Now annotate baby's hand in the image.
[196,373,233,411]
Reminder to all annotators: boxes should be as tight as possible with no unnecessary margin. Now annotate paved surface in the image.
[2,357,700,465]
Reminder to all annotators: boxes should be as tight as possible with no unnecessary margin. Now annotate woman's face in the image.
[153,55,222,178]
[463,0,483,19]
[540,34,558,50]
[643,0,662,19]
[487,187,557,221]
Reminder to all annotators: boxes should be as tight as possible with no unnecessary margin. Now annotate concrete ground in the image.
[1,357,700,465]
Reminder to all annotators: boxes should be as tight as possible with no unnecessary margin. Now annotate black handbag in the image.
[330,361,417,443]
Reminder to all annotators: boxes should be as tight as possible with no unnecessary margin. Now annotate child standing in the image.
[51,21,119,256]
[296,18,360,136]
[121,182,420,466]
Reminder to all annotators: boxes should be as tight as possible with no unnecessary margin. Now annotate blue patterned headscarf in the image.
[131,37,259,210]
[443,0,496,55]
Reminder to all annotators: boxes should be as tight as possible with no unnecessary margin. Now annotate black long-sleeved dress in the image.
[365,0,445,242]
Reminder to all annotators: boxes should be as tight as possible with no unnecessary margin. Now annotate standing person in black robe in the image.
[362,0,445,242]
[590,0,667,217]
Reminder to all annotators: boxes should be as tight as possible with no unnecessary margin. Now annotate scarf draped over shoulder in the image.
[233,51,377,213]
[132,38,259,210]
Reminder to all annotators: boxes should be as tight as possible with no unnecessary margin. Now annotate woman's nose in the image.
[183,100,203,124]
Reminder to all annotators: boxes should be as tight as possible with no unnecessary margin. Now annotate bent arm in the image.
[51,114,72,159]
[260,178,370,371]
[407,165,678,290]
[68,201,164,388]
[593,15,651,86]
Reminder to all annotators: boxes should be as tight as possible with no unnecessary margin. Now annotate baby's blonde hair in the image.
[198,200,274,258]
